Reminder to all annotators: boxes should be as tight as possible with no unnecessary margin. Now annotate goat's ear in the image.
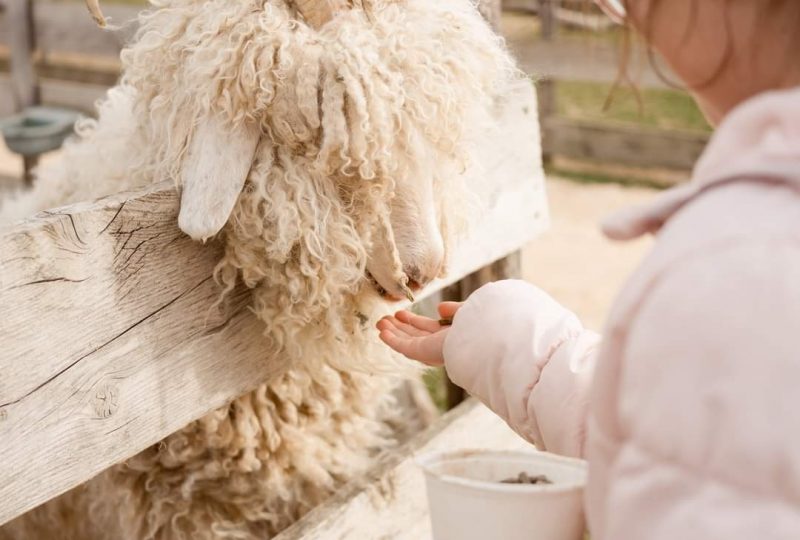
[178,115,260,241]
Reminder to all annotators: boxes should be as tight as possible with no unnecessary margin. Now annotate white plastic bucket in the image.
[418,449,587,540]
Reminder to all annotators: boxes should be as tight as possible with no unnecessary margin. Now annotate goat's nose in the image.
[406,275,424,292]
[404,261,441,291]
[398,229,445,293]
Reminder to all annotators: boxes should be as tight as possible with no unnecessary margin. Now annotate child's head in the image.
[599,0,800,124]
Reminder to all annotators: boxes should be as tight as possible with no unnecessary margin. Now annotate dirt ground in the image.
[522,177,655,332]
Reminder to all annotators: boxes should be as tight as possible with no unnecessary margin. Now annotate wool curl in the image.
[0,0,519,538]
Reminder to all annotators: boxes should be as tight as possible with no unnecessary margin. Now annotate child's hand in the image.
[376,302,463,366]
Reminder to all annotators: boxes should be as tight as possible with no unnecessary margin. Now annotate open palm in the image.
[376,302,463,366]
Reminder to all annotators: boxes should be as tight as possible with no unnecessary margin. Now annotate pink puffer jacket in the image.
[443,86,800,539]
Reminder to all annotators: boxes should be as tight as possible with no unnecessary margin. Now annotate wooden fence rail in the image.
[0,80,547,526]
[543,117,708,171]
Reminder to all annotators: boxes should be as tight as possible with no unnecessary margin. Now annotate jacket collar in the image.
[602,85,800,241]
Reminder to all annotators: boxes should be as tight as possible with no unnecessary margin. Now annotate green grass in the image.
[423,368,448,412]
[555,79,712,133]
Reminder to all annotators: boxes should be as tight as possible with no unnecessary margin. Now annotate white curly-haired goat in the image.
[0,0,518,537]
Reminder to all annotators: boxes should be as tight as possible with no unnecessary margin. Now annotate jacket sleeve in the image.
[442,280,600,458]
[601,241,800,540]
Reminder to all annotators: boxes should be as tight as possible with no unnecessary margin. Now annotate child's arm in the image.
[442,280,599,458]
[378,280,599,458]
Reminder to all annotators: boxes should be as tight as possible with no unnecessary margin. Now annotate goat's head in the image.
[87,0,511,305]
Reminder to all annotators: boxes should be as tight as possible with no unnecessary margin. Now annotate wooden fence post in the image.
[442,251,523,409]
[537,0,557,165]
[538,0,557,39]
[477,0,502,32]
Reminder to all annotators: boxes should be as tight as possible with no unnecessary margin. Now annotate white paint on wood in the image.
[0,79,546,525]
[274,400,532,540]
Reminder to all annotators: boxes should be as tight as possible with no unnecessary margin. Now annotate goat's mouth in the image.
[367,272,417,303]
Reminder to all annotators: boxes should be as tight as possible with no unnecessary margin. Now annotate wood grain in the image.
[0,79,547,525]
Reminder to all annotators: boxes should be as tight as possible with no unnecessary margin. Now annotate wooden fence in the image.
[0,80,548,528]
[527,0,708,172]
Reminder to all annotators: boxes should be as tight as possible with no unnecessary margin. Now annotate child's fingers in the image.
[394,310,441,333]
[379,328,417,357]
[380,315,428,337]
[438,301,463,319]
[376,317,407,338]
[379,326,446,366]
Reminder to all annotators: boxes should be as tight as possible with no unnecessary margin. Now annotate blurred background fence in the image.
[0,0,711,191]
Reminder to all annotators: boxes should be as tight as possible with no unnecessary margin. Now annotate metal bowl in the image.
[0,106,81,156]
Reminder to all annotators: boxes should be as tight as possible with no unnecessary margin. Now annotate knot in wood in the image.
[92,384,120,418]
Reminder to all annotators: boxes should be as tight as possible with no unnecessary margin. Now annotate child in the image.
[377,1,800,538]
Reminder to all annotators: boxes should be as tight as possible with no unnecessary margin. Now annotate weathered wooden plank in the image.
[0,79,547,525]
[0,74,108,116]
[544,117,709,171]
[0,1,140,58]
[502,0,540,13]
[477,0,502,31]
[0,45,122,86]
[274,399,532,540]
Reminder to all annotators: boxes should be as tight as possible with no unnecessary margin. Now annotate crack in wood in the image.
[54,246,85,256]
[99,201,126,235]
[65,212,85,245]
[9,276,90,289]
[119,237,153,268]
[0,276,213,409]
[105,415,140,436]
[111,224,158,257]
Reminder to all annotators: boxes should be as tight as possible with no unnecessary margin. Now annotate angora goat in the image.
[0,0,518,538]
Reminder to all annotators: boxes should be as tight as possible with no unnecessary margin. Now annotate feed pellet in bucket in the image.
[500,472,552,485]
